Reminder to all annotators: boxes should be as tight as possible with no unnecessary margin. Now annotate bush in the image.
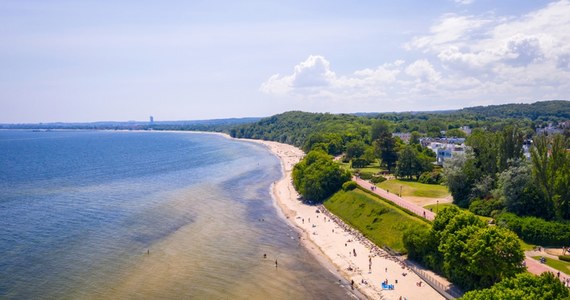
[418,171,443,184]
[351,158,368,168]
[496,213,570,246]
[342,181,357,191]
[358,172,373,180]
[559,255,570,262]
[370,176,387,184]
[469,198,504,217]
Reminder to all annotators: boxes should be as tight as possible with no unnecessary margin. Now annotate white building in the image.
[428,142,465,165]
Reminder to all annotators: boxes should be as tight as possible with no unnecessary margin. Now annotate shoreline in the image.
[243,139,445,300]
[20,129,446,299]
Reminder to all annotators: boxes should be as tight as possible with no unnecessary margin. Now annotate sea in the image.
[0,130,354,299]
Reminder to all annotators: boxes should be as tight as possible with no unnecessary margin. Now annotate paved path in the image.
[354,177,436,221]
[524,250,567,278]
[354,177,566,279]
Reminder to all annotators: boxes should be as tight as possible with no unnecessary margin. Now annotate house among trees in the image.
[423,141,466,165]
[392,132,411,143]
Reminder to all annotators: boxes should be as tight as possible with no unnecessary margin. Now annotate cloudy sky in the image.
[1,0,569,123]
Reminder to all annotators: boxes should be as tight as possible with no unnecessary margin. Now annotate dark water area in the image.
[0,130,353,299]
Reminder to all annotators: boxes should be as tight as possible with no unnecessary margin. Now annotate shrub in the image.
[358,172,373,180]
[342,181,357,191]
[496,213,570,246]
[370,176,387,184]
[469,198,504,217]
[351,158,368,168]
[559,255,570,262]
[418,171,443,184]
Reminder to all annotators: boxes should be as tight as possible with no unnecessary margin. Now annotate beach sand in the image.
[246,139,446,300]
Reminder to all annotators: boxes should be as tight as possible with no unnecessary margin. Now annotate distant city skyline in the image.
[1,0,569,123]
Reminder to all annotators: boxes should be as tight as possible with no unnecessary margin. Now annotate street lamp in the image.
[437,200,439,214]
[400,185,402,197]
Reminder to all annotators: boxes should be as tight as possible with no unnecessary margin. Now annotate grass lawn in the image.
[377,179,449,198]
[324,188,429,253]
[353,161,384,176]
[531,256,570,275]
[520,241,536,251]
[423,203,455,213]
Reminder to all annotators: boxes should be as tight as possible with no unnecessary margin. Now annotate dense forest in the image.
[230,100,570,145]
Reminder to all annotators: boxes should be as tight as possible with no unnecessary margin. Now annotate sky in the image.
[1,0,569,123]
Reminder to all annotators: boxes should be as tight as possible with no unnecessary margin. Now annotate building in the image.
[427,142,466,165]
[149,116,154,124]
[392,132,411,143]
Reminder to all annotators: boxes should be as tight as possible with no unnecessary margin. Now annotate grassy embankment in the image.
[339,163,533,251]
[324,187,429,253]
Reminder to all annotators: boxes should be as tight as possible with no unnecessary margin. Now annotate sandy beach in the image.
[245,139,446,300]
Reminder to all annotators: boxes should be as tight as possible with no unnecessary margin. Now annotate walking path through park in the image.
[353,177,566,281]
[524,250,568,280]
[354,177,436,221]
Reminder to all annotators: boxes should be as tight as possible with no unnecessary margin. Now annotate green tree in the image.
[345,139,366,160]
[443,151,480,207]
[531,134,570,219]
[410,131,422,145]
[439,225,482,290]
[463,226,525,288]
[467,129,499,178]
[292,150,351,202]
[396,145,420,179]
[438,212,524,290]
[470,175,495,200]
[303,133,343,155]
[461,272,569,300]
[432,206,463,231]
[403,226,441,271]
[374,134,398,173]
[446,128,467,138]
[497,126,524,172]
[362,146,376,164]
[371,120,398,172]
[396,145,434,180]
[371,119,391,141]
[496,161,552,218]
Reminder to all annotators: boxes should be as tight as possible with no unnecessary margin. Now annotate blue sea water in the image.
[0,130,352,299]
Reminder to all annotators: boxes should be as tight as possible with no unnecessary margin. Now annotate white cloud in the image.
[261,56,407,100]
[260,55,335,95]
[260,1,570,113]
[291,55,336,88]
[405,59,441,82]
[405,14,493,51]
